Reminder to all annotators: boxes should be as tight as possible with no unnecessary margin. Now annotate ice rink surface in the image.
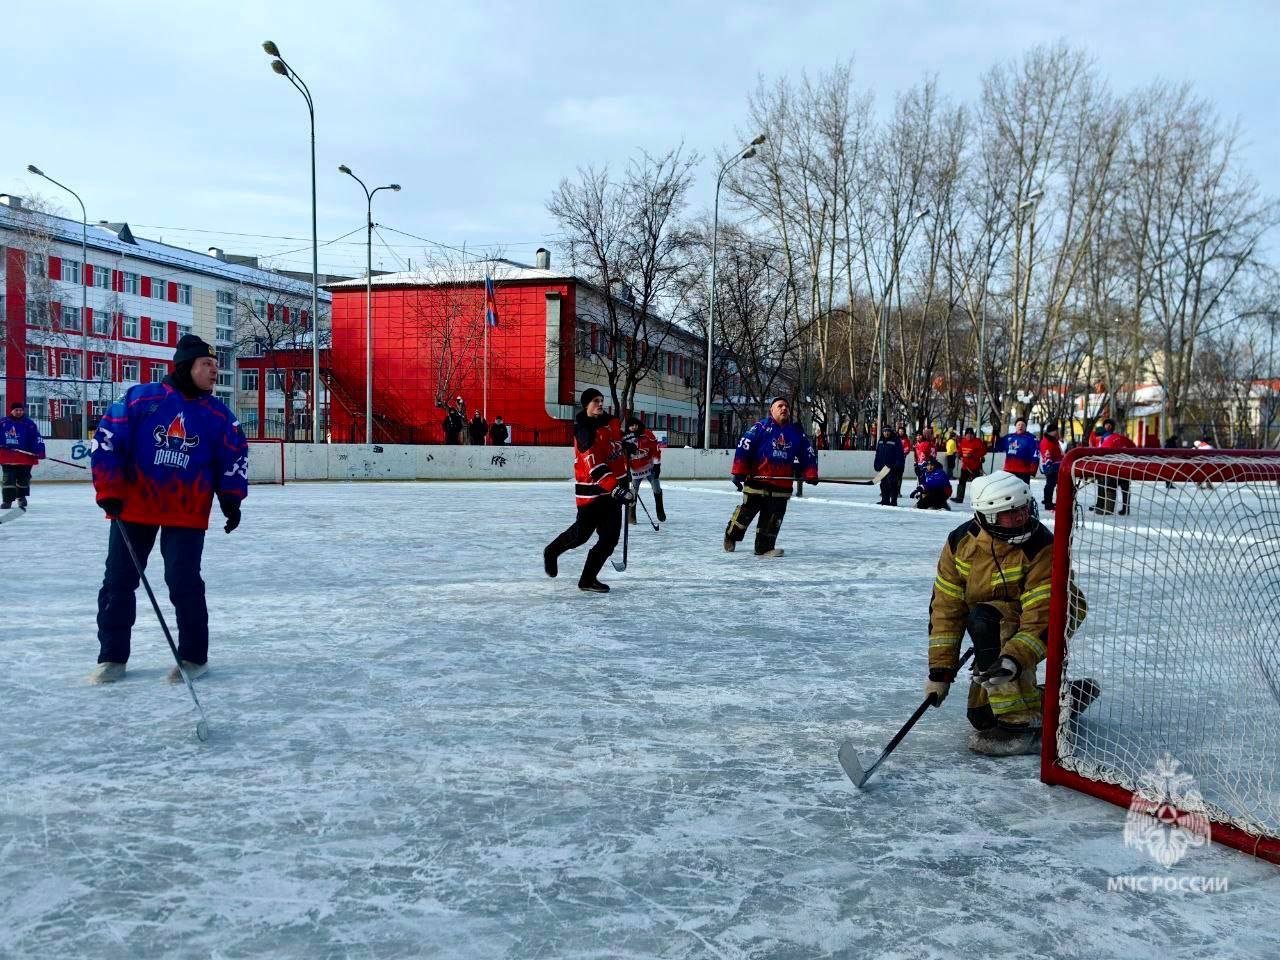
[3,478,1279,959]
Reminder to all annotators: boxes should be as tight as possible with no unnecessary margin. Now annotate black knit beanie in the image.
[174,334,215,365]
[580,388,604,408]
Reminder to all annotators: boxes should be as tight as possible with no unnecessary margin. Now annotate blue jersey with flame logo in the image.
[731,417,818,492]
[91,381,248,529]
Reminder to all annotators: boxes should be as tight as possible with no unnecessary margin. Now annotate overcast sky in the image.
[3,1,1276,277]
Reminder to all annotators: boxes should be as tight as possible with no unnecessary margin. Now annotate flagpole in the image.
[483,316,489,426]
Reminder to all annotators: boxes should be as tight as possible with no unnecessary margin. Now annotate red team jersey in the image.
[627,429,662,478]
[573,415,629,507]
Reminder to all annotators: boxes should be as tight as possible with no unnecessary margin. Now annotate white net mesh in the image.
[1052,452,1280,844]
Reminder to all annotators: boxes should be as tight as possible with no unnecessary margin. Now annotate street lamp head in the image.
[262,40,281,57]
[750,134,768,146]
[1192,228,1221,245]
[270,60,289,76]
[390,184,402,191]
[740,148,757,160]
[338,164,353,175]
[26,164,43,176]
[915,208,931,221]
[1018,188,1045,212]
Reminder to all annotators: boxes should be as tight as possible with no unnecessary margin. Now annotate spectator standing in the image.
[874,425,906,507]
[490,416,509,446]
[997,418,1039,487]
[442,404,465,445]
[944,430,959,478]
[953,427,988,504]
[1039,423,1064,511]
[468,410,488,446]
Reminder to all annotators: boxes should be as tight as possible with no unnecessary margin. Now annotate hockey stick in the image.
[634,492,660,531]
[14,450,86,469]
[749,466,890,487]
[611,448,632,573]
[838,646,974,789]
[113,519,210,742]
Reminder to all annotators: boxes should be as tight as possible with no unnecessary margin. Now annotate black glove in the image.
[651,464,661,479]
[621,435,641,456]
[732,475,745,491]
[98,497,124,519]
[612,483,635,504]
[218,493,242,534]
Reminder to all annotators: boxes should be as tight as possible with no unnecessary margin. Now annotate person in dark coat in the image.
[490,416,509,446]
[468,410,488,445]
[874,425,906,507]
[442,404,465,445]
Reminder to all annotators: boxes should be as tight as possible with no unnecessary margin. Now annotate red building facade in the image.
[327,261,580,444]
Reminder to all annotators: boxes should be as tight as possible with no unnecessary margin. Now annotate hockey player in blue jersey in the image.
[724,397,818,557]
[88,334,248,685]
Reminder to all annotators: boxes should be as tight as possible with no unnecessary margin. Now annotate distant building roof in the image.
[0,196,329,301]
[323,257,575,290]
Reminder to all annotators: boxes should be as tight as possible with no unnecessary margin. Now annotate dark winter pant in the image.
[880,468,903,506]
[945,454,957,478]
[955,468,980,503]
[1043,470,1059,509]
[97,521,208,665]
[725,487,790,554]
[547,497,623,585]
[1094,478,1129,514]
[1,465,32,505]
[964,603,1042,730]
[915,490,952,510]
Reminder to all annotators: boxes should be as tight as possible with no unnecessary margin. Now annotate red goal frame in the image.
[1042,446,1280,865]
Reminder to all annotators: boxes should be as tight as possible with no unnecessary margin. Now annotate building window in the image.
[266,370,284,392]
[152,277,166,299]
[123,315,139,339]
[177,283,192,305]
[63,260,82,285]
[93,310,110,335]
[27,401,44,420]
[92,355,107,380]
[150,363,166,383]
[240,369,259,392]
[25,299,47,327]
[216,348,233,389]
[61,304,82,333]
[60,352,82,378]
[150,319,166,343]
[27,255,47,280]
[26,349,44,374]
[123,272,140,295]
[216,292,234,343]
[89,401,107,422]
[92,265,111,289]
[294,370,310,391]
[121,359,139,381]
[177,320,192,340]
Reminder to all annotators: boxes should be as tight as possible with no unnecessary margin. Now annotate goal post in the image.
[245,438,286,485]
[1043,447,1280,865]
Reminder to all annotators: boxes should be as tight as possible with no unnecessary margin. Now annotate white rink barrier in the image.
[36,439,1005,484]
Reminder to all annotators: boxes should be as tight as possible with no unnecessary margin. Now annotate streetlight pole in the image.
[338,165,400,444]
[263,41,321,443]
[27,165,88,439]
[874,208,931,436]
[1000,188,1044,438]
[704,133,766,450]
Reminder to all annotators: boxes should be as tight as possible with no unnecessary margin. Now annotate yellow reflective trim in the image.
[1020,584,1053,610]
[929,636,962,648]
[953,558,972,576]
[991,565,1025,584]
[933,576,965,600]
[1009,631,1047,660]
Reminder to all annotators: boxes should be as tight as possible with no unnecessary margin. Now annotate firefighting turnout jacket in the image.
[928,518,1057,681]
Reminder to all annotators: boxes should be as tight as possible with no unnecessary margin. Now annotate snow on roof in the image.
[0,202,328,300]
[323,258,575,290]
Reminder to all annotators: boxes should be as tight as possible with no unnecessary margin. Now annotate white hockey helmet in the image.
[970,470,1039,543]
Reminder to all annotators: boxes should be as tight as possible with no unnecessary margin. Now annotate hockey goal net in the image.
[246,438,286,485]
[1043,448,1280,863]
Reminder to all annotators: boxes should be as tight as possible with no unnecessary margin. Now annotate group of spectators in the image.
[440,396,509,446]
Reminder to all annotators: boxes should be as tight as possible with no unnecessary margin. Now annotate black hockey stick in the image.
[634,492,659,531]
[16,450,87,469]
[113,519,210,741]
[611,495,630,572]
[838,646,974,789]
[749,466,891,487]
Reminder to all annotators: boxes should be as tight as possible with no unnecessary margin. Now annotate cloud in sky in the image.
[1,0,1274,277]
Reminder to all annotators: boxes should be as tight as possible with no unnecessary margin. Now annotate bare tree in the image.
[548,148,701,415]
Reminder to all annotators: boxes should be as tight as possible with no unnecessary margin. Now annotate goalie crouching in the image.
[924,471,1092,756]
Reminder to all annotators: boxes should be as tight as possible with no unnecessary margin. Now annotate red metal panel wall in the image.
[4,249,27,406]
[328,280,575,443]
